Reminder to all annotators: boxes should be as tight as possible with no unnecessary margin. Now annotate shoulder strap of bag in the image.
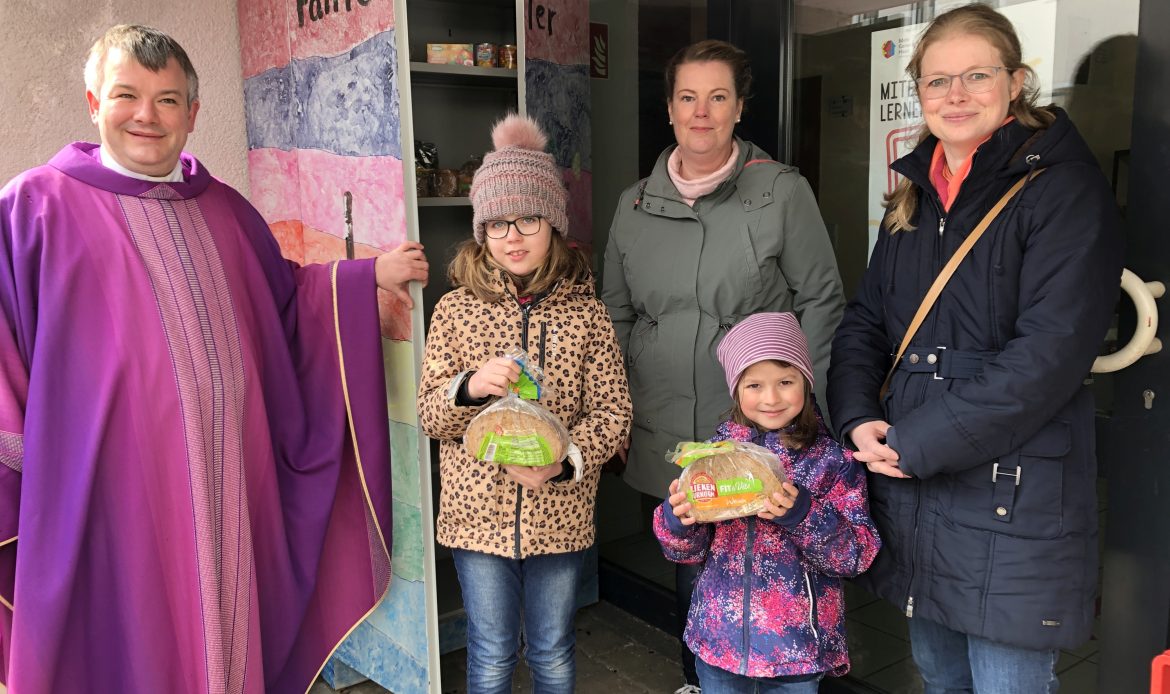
[879,169,1044,399]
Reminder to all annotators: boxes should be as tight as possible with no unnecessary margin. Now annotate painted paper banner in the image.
[526,0,591,247]
[238,3,427,691]
[239,0,396,78]
[244,33,402,159]
[524,0,589,65]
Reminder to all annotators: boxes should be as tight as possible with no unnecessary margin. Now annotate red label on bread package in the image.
[688,473,718,504]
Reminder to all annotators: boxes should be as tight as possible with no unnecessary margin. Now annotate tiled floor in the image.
[313,479,1113,693]
[313,600,688,694]
[313,587,1106,694]
[590,478,1112,694]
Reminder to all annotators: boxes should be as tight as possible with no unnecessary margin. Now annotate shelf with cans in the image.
[404,1,520,209]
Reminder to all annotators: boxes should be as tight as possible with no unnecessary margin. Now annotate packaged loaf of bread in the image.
[668,440,787,522]
[463,348,570,467]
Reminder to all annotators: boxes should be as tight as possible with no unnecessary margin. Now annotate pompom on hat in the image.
[470,114,569,244]
[716,312,815,397]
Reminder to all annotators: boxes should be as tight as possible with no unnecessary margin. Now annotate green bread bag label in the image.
[509,364,541,400]
[716,477,764,495]
[477,432,554,466]
[673,440,735,468]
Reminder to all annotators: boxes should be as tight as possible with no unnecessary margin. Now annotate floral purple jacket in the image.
[653,416,880,678]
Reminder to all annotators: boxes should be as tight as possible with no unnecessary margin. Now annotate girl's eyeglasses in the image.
[483,216,544,239]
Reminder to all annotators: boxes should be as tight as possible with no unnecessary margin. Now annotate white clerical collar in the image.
[99,146,185,183]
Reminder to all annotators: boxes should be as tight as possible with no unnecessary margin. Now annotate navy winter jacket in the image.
[828,107,1123,651]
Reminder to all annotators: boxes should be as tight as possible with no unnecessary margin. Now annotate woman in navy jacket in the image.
[828,5,1123,692]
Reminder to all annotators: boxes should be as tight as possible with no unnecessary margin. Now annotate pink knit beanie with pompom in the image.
[470,114,569,243]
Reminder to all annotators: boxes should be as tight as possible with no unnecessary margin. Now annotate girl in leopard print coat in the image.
[416,114,631,693]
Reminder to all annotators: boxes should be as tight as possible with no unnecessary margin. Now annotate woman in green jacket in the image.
[600,39,845,693]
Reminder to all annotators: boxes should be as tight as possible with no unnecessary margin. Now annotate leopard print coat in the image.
[418,272,632,558]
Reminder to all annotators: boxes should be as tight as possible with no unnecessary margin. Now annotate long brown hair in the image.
[728,361,818,450]
[447,232,593,303]
[885,3,1056,233]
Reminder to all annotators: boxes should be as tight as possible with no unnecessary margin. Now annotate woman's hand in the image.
[504,462,564,491]
[757,482,800,520]
[666,479,698,526]
[851,419,910,478]
[467,357,522,400]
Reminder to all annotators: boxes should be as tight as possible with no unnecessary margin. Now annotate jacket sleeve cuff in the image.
[838,417,880,452]
[452,371,491,407]
[551,443,584,484]
[768,485,812,528]
[885,425,915,476]
[661,498,691,536]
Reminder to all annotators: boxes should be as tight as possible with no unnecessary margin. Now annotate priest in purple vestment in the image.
[0,24,428,694]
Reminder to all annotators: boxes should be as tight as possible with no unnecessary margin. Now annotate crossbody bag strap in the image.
[879,169,1044,399]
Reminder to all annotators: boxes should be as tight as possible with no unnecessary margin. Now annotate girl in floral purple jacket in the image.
[654,312,880,693]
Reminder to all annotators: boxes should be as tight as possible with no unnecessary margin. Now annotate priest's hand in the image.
[375,241,428,308]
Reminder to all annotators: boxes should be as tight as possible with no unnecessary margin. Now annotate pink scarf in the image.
[667,141,739,206]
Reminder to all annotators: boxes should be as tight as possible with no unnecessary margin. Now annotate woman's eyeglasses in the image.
[483,216,544,239]
[915,66,1010,100]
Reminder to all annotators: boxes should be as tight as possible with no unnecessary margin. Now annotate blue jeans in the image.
[696,659,822,693]
[452,548,584,694]
[909,616,1060,693]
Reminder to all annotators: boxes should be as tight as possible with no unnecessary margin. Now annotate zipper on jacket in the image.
[804,571,821,643]
[905,481,924,618]
[512,486,524,559]
[520,301,532,349]
[504,282,555,559]
[938,216,946,237]
[539,322,547,370]
[512,300,534,559]
[740,518,756,676]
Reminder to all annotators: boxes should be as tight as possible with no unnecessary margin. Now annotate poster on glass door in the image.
[866,0,1056,256]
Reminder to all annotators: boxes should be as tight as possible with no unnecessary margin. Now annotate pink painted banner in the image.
[240,0,396,79]
[239,0,294,78]
[247,148,406,249]
[525,0,587,65]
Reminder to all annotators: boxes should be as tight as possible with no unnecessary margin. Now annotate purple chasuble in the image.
[0,143,393,693]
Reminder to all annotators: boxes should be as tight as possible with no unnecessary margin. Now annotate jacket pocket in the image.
[946,419,1070,539]
[627,314,657,367]
[736,224,766,296]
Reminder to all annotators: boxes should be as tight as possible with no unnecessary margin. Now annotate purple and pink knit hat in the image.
[716,312,815,396]
[469,114,568,244]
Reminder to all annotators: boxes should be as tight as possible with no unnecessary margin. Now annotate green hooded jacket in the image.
[601,139,845,497]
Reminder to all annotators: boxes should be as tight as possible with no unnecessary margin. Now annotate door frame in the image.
[1098,0,1170,690]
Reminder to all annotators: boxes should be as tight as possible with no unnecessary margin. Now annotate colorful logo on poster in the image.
[882,40,896,58]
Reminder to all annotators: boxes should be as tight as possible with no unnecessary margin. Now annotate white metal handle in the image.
[1092,268,1164,373]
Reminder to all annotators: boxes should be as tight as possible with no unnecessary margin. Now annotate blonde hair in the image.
[447,232,593,303]
[885,3,1056,233]
[728,361,818,450]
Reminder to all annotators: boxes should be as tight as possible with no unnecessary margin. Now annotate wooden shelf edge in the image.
[410,61,517,81]
[417,196,473,207]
